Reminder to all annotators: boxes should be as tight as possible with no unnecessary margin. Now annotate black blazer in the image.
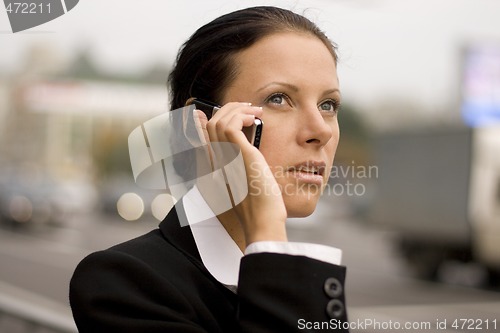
[69,203,349,332]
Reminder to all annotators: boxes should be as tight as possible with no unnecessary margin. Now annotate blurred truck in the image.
[368,125,500,283]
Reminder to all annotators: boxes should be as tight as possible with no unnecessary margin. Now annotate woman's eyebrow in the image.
[324,88,341,97]
[257,82,299,92]
[257,82,341,97]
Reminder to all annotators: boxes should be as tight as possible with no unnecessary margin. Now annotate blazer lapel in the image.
[159,199,239,301]
[159,200,202,263]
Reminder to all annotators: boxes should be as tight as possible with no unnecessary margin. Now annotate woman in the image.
[70,6,348,333]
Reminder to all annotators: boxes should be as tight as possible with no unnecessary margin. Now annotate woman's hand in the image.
[199,102,288,246]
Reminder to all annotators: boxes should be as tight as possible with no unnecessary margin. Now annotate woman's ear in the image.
[185,97,196,106]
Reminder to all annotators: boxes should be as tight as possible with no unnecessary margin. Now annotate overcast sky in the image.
[1,0,500,114]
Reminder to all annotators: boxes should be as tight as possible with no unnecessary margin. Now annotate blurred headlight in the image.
[117,192,144,221]
[9,195,32,223]
[151,193,176,221]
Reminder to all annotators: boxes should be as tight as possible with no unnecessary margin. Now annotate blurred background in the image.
[0,0,499,332]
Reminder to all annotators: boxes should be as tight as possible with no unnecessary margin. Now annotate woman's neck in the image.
[217,209,247,253]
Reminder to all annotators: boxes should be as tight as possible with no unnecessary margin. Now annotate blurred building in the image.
[0,45,169,177]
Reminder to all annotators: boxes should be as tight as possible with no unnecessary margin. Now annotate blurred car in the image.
[0,169,97,227]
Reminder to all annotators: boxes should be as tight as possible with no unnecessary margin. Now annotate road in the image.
[0,195,498,332]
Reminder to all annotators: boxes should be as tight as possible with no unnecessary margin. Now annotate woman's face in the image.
[222,32,340,218]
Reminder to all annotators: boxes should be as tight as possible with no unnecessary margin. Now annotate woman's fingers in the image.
[223,114,260,150]
[206,102,262,148]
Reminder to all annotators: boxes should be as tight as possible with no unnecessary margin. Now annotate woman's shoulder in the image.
[71,230,164,278]
[74,227,185,275]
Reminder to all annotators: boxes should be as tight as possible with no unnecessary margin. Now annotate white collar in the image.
[182,186,243,287]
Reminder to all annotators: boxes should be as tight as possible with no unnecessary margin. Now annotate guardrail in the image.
[0,280,77,333]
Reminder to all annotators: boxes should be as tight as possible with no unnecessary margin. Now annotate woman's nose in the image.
[297,105,335,147]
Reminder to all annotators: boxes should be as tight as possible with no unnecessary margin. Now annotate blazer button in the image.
[324,277,343,298]
[326,299,344,319]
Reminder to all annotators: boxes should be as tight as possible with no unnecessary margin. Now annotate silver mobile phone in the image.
[188,98,263,149]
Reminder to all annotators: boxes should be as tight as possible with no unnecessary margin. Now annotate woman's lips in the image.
[287,161,326,185]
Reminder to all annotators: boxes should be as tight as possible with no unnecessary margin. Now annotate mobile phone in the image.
[187,98,263,149]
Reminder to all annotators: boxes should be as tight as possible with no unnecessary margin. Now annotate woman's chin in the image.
[284,196,320,218]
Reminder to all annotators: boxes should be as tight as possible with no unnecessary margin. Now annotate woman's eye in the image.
[266,93,288,106]
[319,100,340,115]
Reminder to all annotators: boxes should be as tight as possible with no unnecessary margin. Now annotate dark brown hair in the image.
[168,6,337,110]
